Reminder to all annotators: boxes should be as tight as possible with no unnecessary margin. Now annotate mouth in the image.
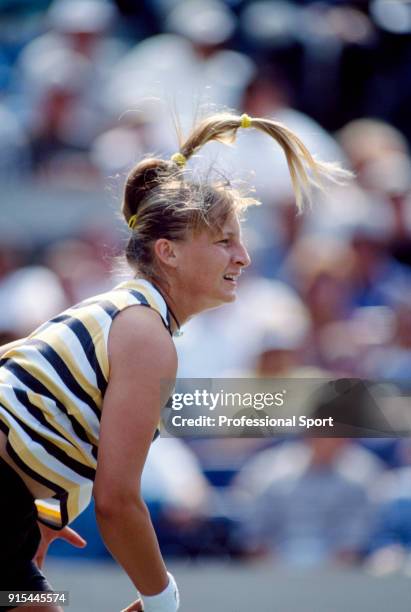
[223,273,240,284]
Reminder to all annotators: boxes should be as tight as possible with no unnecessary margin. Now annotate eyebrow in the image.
[212,229,239,240]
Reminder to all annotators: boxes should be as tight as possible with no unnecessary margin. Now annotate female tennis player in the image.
[0,112,348,612]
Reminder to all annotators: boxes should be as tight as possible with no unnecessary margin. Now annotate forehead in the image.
[220,214,241,234]
[185,213,242,244]
[209,213,242,238]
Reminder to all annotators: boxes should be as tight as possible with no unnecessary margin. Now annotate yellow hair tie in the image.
[171,152,187,167]
[240,113,252,129]
[128,214,138,230]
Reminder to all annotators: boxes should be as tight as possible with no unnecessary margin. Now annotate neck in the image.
[155,283,194,332]
[152,279,208,330]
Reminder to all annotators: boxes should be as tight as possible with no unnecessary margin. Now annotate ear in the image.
[153,238,179,269]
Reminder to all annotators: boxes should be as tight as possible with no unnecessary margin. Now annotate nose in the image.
[235,241,251,268]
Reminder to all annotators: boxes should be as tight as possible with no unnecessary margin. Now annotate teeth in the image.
[224,275,235,280]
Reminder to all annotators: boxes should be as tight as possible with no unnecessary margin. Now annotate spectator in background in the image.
[280,236,356,369]
[43,238,113,304]
[232,437,382,567]
[336,118,411,306]
[0,264,67,338]
[337,119,409,189]
[363,294,411,380]
[240,278,311,378]
[15,0,125,180]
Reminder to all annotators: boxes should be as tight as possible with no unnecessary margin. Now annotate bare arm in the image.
[93,306,177,597]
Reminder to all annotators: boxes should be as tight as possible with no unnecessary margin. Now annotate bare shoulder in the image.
[108,305,177,376]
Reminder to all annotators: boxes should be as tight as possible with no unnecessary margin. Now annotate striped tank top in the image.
[0,278,172,529]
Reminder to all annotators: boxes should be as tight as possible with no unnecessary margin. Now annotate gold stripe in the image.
[102,290,139,310]
[35,501,61,519]
[118,281,162,312]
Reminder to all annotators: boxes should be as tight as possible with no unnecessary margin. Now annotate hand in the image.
[34,522,87,569]
[121,599,144,611]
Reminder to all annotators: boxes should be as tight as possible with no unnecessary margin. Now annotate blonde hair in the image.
[122,112,351,279]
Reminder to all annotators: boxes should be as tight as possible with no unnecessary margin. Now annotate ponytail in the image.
[176,113,352,210]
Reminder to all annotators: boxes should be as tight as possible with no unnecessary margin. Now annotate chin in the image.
[202,291,237,312]
[219,290,237,304]
[225,292,237,302]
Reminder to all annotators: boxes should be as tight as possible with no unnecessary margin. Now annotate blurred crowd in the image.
[1,0,411,574]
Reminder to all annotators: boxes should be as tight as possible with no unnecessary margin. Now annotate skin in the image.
[0,212,251,610]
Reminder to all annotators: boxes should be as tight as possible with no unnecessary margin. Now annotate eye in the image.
[218,239,230,245]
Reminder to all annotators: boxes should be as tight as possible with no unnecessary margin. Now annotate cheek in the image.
[182,250,225,287]
[179,247,210,281]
